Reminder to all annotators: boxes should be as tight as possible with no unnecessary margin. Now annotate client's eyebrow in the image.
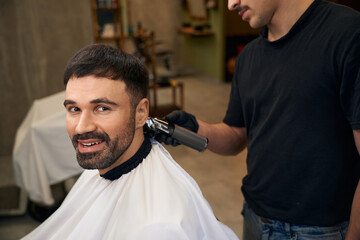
[63,98,118,107]
[90,98,118,106]
[63,99,75,107]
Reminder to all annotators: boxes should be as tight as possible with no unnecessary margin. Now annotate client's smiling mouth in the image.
[72,132,110,153]
[77,139,106,153]
[81,141,103,147]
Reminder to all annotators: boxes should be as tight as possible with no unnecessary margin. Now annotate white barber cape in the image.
[22,139,239,240]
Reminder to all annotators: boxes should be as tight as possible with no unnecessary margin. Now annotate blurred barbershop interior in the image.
[0,0,359,239]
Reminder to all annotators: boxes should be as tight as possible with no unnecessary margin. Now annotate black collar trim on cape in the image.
[100,137,152,181]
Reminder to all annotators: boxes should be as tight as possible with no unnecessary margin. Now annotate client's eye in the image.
[98,106,110,112]
[69,106,80,112]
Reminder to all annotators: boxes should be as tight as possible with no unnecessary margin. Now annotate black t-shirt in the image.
[224,0,360,225]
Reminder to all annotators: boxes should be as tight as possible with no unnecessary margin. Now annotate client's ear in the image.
[135,98,149,129]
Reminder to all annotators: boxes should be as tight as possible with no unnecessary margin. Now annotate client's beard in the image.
[72,117,135,170]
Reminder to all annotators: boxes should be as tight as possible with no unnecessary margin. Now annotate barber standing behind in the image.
[157,0,360,239]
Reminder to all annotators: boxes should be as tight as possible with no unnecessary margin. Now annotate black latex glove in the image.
[155,110,199,147]
[165,110,199,133]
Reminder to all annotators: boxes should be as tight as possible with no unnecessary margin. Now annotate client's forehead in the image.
[65,76,129,104]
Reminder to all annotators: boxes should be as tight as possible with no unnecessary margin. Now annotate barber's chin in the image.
[248,23,262,31]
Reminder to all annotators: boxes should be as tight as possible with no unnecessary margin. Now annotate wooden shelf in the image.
[91,0,129,48]
[178,27,214,37]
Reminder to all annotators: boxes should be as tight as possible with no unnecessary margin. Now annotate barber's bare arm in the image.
[346,130,360,240]
[198,120,247,156]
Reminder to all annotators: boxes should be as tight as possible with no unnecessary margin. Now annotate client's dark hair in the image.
[64,44,149,107]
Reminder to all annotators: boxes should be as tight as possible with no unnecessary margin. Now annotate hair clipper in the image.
[145,117,208,152]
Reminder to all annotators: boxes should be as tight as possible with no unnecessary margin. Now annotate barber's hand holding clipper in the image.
[146,110,208,152]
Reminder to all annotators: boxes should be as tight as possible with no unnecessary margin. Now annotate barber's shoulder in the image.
[327,1,360,26]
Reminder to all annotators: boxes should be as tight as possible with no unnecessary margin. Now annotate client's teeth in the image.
[82,141,101,147]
